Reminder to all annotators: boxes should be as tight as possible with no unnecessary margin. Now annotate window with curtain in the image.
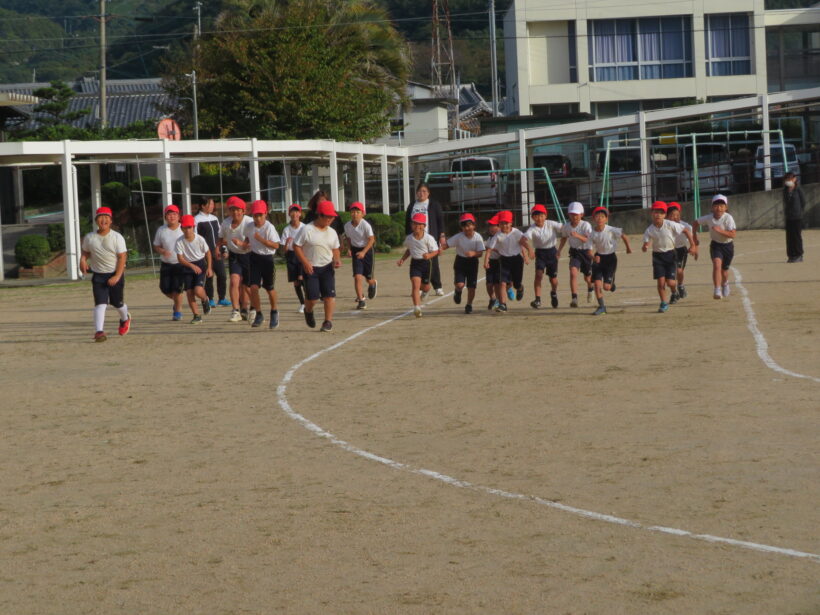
[705,13,752,76]
[588,17,692,82]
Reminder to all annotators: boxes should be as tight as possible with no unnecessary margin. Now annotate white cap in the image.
[712,194,728,205]
[567,201,584,215]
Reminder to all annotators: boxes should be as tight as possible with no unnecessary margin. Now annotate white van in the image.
[754,144,800,181]
[449,156,501,206]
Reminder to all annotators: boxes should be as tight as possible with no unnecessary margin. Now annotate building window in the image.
[588,17,693,82]
[568,21,577,83]
[705,14,751,76]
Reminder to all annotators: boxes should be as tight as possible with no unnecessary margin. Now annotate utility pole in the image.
[188,71,199,140]
[194,1,202,40]
[489,0,500,117]
[99,0,107,128]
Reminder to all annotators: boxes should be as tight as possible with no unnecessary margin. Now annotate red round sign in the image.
[157,118,181,140]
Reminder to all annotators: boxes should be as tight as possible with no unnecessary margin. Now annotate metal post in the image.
[249,138,261,201]
[639,111,651,209]
[489,0,499,117]
[283,159,293,207]
[160,138,173,206]
[518,130,529,220]
[761,94,771,191]
[401,155,410,209]
[329,146,339,207]
[99,0,107,129]
[62,141,80,280]
[181,164,192,215]
[90,164,102,215]
[381,148,390,214]
[356,150,366,209]
[190,70,199,140]
[13,167,24,224]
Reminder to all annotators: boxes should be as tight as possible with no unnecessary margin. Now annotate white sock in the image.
[94,304,107,331]
[117,304,129,321]
[715,287,721,294]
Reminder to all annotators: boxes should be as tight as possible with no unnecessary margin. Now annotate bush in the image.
[15,234,52,268]
[374,242,392,253]
[366,212,404,247]
[47,223,65,252]
[337,211,352,226]
[129,176,162,206]
[101,181,131,211]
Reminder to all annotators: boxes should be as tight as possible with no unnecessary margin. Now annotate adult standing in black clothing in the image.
[783,172,805,263]
[194,196,230,305]
[305,189,345,236]
[405,182,445,294]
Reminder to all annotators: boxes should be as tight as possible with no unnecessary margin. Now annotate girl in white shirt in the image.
[397,212,440,318]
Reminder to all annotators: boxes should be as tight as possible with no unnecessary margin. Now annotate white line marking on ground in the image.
[276,291,820,564]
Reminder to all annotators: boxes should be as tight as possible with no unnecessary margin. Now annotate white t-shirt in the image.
[404,232,439,260]
[525,220,563,249]
[696,213,736,244]
[219,216,254,254]
[295,222,340,267]
[344,219,375,249]
[447,231,485,257]
[248,220,281,256]
[673,221,693,248]
[82,230,127,274]
[488,228,525,257]
[409,201,430,232]
[175,234,209,263]
[643,220,686,252]
[590,225,623,255]
[561,220,593,250]
[153,224,183,264]
[281,222,304,252]
[486,231,500,260]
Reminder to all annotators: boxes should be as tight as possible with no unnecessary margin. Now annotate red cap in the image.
[497,210,513,224]
[349,201,365,213]
[531,204,547,215]
[666,201,681,211]
[226,196,246,210]
[289,203,302,212]
[459,212,476,224]
[411,212,427,224]
[164,204,180,215]
[316,201,338,217]
[487,215,499,226]
[250,200,268,216]
[95,206,113,218]
[592,206,609,216]
[651,201,668,212]
[180,214,196,228]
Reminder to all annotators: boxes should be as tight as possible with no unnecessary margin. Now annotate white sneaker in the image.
[721,283,731,297]
[229,309,242,322]
[413,305,422,318]
[298,304,305,313]
[248,308,257,325]
[713,289,722,300]
[435,288,445,296]
[420,290,427,299]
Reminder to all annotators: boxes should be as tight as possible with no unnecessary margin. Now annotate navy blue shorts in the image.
[568,247,592,276]
[499,254,524,287]
[409,258,432,284]
[249,252,276,291]
[304,262,336,300]
[710,241,734,270]
[453,255,479,289]
[592,253,617,284]
[228,252,251,285]
[181,258,207,290]
[486,259,500,285]
[285,251,303,283]
[350,245,374,279]
[159,262,184,295]
[535,247,558,278]
[92,271,125,307]
[652,250,677,280]
[674,246,689,270]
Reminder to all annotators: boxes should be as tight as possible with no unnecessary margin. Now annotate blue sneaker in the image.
[658,302,669,313]
[217,299,232,307]
[209,299,216,307]
[507,288,515,301]
[172,311,183,321]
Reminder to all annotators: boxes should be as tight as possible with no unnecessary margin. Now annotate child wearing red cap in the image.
[397,212,440,318]
[487,210,530,313]
[666,202,698,303]
[588,207,632,316]
[525,203,563,309]
[280,204,306,313]
[483,215,501,309]
[153,204,185,320]
[441,212,485,314]
[242,200,281,328]
[175,214,213,324]
[217,196,254,322]
[557,201,593,308]
[696,194,736,300]
[80,206,130,342]
[294,200,342,332]
[642,201,697,312]
[343,202,377,310]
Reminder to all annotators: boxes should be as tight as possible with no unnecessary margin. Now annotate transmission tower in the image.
[431,0,458,134]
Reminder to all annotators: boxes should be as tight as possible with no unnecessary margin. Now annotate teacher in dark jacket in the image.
[405,182,445,294]
[783,172,805,263]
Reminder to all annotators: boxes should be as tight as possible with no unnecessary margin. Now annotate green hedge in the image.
[15,234,51,267]
[102,181,131,211]
[47,223,65,252]
[366,212,403,247]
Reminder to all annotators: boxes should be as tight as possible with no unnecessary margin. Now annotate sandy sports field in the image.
[0,228,818,614]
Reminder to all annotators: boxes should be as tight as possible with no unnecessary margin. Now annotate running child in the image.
[666,201,698,302]
[487,210,530,313]
[217,196,254,323]
[280,203,306,313]
[79,206,130,342]
[696,194,736,300]
[588,206,632,316]
[294,200,342,332]
[641,201,697,313]
[524,203,563,309]
[343,201,377,310]
[557,201,593,308]
[397,212,440,318]
[441,212,485,314]
[175,214,213,324]
[483,214,501,310]
[245,200,280,329]
[153,204,184,321]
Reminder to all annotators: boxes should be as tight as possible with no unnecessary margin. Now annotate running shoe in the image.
[320,320,333,332]
[118,313,131,336]
[413,305,422,318]
[587,287,593,303]
[304,310,316,328]
[435,288,445,296]
[669,292,679,305]
[172,311,182,321]
[209,299,216,307]
[202,300,212,315]
[217,298,231,307]
[516,287,524,301]
[713,289,722,300]
[94,331,107,343]
[298,304,305,313]
[550,294,558,308]
[464,304,473,314]
[494,302,507,313]
[251,312,264,328]
[367,282,378,300]
[356,299,367,310]
[530,298,541,309]
[191,314,203,325]
[246,308,255,323]
[658,302,669,313]
[454,289,462,304]
[507,288,515,301]
[593,306,607,316]
[678,285,686,299]
[229,309,242,322]
[420,290,428,299]
[269,310,279,329]
[488,298,495,310]
[570,297,578,308]
[722,283,731,298]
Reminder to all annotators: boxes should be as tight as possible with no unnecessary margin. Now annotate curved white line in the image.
[277,293,820,564]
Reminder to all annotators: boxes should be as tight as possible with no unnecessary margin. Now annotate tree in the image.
[31,80,90,127]
[164,0,411,141]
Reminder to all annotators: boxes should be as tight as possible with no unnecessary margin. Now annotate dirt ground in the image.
[0,229,818,614]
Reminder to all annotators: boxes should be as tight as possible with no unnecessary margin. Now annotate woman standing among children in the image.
[194,196,230,307]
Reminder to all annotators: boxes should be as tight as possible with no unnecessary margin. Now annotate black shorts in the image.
[453,255,479,289]
[534,247,558,278]
[285,251,303,283]
[486,258,501,285]
[409,258,432,284]
[674,246,689,270]
[350,245,374,279]
[592,253,618,284]
[652,250,677,280]
[249,252,276,291]
[568,247,592,276]
[159,262,184,295]
[304,262,336,300]
[181,259,207,290]
[92,271,125,307]
[710,241,734,270]
[499,254,524,287]
[228,252,251,286]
